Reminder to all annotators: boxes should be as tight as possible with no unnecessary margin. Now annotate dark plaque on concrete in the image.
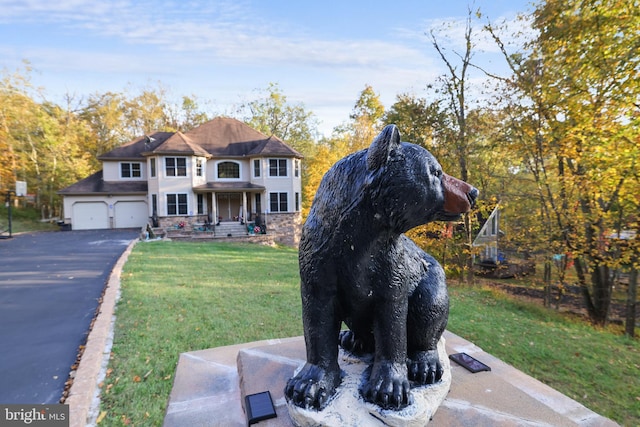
[245,391,277,424]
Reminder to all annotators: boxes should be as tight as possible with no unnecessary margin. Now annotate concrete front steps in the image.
[162,332,619,427]
[213,222,248,238]
[162,222,271,242]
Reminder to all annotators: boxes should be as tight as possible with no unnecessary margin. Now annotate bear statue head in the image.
[366,124,478,232]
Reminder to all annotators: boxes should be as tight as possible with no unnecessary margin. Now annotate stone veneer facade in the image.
[157,212,301,247]
[264,212,302,247]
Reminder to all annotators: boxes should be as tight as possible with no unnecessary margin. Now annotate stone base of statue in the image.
[286,337,450,427]
[162,331,618,427]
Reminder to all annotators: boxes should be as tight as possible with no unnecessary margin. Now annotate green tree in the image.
[383,93,445,152]
[336,84,385,152]
[430,7,480,282]
[170,95,211,132]
[122,84,171,136]
[239,83,318,157]
[489,0,640,326]
[79,91,129,160]
[0,63,36,191]
[301,86,384,219]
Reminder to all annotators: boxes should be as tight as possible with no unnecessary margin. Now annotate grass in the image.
[447,284,639,426]
[98,241,639,426]
[98,241,302,426]
[0,205,58,234]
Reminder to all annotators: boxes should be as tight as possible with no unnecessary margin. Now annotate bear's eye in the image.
[433,169,443,178]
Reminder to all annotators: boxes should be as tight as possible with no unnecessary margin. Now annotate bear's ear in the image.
[367,124,401,171]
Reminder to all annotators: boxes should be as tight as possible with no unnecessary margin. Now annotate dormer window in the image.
[121,162,141,178]
[217,161,240,179]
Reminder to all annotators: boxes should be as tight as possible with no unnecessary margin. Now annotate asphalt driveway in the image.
[0,229,139,404]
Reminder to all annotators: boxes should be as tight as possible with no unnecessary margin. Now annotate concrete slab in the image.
[163,332,619,427]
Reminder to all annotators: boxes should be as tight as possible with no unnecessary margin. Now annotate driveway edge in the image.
[66,239,138,427]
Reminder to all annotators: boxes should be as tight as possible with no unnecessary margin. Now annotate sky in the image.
[1,0,536,136]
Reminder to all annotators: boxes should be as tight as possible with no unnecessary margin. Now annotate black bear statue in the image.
[285,124,478,411]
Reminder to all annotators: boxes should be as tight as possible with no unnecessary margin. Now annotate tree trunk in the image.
[625,267,638,338]
[543,261,552,308]
[464,213,474,284]
[575,257,614,326]
[591,265,613,326]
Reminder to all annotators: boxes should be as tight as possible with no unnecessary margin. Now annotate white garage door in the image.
[73,202,109,230]
[114,201,148,228]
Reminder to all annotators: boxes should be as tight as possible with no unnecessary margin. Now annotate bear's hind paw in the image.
[339,330,374,355]
[408,350,444,385]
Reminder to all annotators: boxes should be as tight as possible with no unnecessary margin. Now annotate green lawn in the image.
[98,241,639,426]
[0,205,58,234]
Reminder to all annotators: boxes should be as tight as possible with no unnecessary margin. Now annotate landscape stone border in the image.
[65,239,137,427]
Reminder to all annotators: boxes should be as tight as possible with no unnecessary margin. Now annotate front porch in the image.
[147,210,301,246]
[156,217,265,239]
[193,182,266,226]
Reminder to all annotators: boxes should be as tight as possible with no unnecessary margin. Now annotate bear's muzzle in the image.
[442,173,478,215]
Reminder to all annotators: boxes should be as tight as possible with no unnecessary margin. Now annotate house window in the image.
[270,192,288,212]
[196,159,203,177]
[197,194,204,214]
[294,159,300,177]
[121,162,141,178]
[269,159,287,177]
[295,192,300,211]
[166,157,187,177]
[217,161,240,179]
[167,193,188,215]
[253,159,261,177]
[150,158,156,178]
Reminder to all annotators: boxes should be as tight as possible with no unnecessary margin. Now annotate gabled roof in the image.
[181,117,303,158]
[97,132,173,160]
[98,117,303,160]
[147,131,210,157]
[58,171,148,195]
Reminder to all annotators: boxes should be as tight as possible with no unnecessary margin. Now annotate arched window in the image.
[217,161,240,179]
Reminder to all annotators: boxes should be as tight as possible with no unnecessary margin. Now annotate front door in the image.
[216,193,242,222]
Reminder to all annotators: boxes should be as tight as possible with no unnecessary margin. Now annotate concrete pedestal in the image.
[162,331,618,427]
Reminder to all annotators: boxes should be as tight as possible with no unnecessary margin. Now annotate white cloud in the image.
[2,0,436,72]
[0,0,536,136]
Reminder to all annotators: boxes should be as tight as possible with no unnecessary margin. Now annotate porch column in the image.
[242,192,247,223]
[212,192,218,224]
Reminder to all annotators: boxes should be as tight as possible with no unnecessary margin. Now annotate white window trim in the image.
[166,193,189,216]
[269,191,288,212]
[120,161,143,179]
[194,157,206,179]
[149,158,157,178]
[253,159,261,178]
[268,158,288,178]
[165,157,188,178]
[215,160,242,181]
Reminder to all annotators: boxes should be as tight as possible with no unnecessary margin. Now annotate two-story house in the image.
[58,117,303,245]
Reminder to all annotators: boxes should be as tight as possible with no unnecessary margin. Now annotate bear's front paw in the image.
[284,363,341,410]
[362,361,412,410]
[408,350,444,385]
